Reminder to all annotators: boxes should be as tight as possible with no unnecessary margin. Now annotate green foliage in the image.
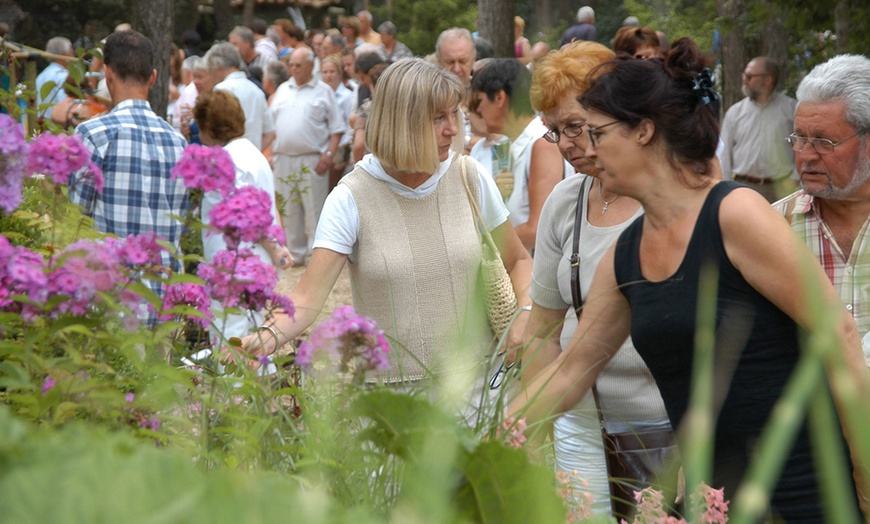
[622,0,719,52]
[369,0,478,57]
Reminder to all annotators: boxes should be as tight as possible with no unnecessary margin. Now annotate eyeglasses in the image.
[786,132,859,155]
[543,121,585,143]
[586,120,621,148]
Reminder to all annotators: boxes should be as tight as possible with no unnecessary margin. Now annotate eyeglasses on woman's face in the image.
[543,121,585,144]
[786,132,859,155]
[586,120,621,148]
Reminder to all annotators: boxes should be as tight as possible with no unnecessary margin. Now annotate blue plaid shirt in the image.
[71,99,190,298]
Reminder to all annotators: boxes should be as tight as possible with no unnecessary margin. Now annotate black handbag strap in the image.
[570,177,592,319]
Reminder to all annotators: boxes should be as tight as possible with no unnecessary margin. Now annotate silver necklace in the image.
[597,181,620,215]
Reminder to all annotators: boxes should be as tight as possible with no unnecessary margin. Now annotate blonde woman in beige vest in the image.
[235,58,532,416]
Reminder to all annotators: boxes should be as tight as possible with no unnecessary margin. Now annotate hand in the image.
[270,245,293,270]
[218,334,267,372]
[495,170,514,200]
[314,153,334,175]
[501,306,531,366]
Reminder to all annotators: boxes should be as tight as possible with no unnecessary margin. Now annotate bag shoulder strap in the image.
[459,156,500,254]
[570,177,592,319]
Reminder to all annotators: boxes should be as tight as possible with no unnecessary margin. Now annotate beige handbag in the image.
[459,156,518,337]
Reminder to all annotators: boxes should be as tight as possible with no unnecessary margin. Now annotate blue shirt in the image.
[70,99,189,297]
[35,62,69,117]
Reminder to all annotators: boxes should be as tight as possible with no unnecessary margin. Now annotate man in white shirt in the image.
[270,46,345,265]
[720,56,797,202]
[204,43,275,151]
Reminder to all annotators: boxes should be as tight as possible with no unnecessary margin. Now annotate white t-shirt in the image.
[214,71,275,151]
[314,152,510,263]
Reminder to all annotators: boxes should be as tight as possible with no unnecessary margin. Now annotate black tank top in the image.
[614,181,853,521]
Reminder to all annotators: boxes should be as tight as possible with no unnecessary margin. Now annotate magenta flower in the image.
[26,132,103,190]
[41,376,56,395]
[171,144,236,197]
[159,282,213,328]
[208,186,276,249]
[0,115,30,214]
[116,233,166,267]
[197,248,293,315]
[125,392,136,403]
[296,306,390,376]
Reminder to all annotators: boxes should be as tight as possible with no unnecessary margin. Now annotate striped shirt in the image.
[774,190,870,348]
[71,99,189,295]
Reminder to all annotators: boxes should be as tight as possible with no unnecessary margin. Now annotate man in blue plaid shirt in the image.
[70,30,189,321]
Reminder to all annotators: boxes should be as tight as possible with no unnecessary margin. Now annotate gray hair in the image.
[435,27,476,62]
[204,42,244,71]
[797,54,870,134]
[357,10,373,23]
[229,26,255,46]
[325,33,346,49]
[378,21,397,36]
[186,56,208,73]
[264,60,289,87]
[46,36,72,56]
[577,6,595,23]
[266,27,281,47]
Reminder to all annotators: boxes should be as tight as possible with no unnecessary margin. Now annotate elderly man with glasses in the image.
[774,54,870,364]
[720,56,797,202]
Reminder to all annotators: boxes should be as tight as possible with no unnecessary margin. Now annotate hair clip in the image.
[692,68,719,106]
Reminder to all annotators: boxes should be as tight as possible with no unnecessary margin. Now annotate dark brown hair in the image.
[581,37,718,182]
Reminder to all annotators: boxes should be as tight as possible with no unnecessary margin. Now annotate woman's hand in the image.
[261,240,294,269]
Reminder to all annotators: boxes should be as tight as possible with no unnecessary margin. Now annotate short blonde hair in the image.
[514,16,525,32]
[530,40,614,112]
[366,58,464,173]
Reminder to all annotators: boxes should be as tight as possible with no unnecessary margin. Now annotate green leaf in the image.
[455,441,565,524]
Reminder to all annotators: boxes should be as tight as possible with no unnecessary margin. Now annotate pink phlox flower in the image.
[26,132,99,188]
[197,248,279,311]
[296,306,390,374]
[125,392,135,403]
[159,282,213,328]
[267,224,286,246]
[2,245,49,321]
[690,484,730,524]
[0,115,29,213]
[496,416,528,449]
[208,186,275,249]
[41,376,56,395]
[118,232,166,267]
[171,144,236,197]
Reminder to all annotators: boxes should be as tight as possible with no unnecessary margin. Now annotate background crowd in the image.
[6,3,870,521]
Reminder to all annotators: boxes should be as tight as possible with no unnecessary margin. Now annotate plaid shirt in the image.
[71,99,189,298]
[774,190,870,350]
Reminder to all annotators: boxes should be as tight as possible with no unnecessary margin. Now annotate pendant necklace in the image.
[597,181,620,215]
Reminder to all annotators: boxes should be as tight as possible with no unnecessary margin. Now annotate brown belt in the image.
[733,173,785,185]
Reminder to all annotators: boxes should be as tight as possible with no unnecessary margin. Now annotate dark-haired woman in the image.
[511,38,866,520]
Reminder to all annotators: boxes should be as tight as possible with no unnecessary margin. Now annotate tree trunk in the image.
[242,0,255,28]
[758,0,789,90]
[133,0,173,119]
[537,0,552,35]
[716,0,747,113]
[834,0,850,53]
[213,0,233,42]
[478,0,516,58]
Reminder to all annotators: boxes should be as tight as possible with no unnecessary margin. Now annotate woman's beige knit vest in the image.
[340,157,494,383]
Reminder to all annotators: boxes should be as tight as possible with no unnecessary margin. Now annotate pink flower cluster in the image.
[27,132,104,192]
[197,248,294,315]
[159,283,213,328]
[296,306,390,374]
[0,114,30,213]
[495,416,528,449]
[171,144,236,197]
[208,186,280,249]
[620,483,729,524]
[0,233,170,323]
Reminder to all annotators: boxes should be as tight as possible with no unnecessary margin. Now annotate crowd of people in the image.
[22,5,870,521]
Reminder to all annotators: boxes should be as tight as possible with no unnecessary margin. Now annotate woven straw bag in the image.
[459,156,518,337]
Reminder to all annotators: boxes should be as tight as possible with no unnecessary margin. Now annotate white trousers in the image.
[273,153,328,262]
